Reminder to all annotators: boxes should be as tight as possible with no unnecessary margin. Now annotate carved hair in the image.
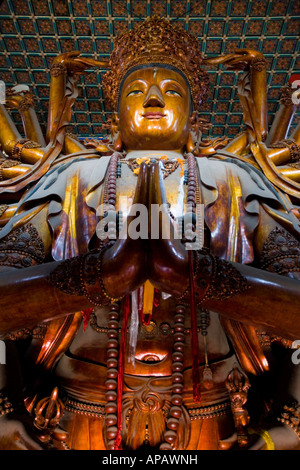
[102,16,210,113]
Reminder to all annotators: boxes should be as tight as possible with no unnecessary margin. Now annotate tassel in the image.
[139,280,155,326]
[153,288,160,308]
[188,251,201,403]
[138,286,144,320]
[114,294,130,450]
[128,290,139,366]
[81,308,93,332]
[200,310,214,390]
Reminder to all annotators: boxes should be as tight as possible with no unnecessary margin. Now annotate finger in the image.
[114,161,148,242]
[148,161,168,206]
[218,432,238,450]
[234,49,248,54]
[67,51,81,58]
[203,54,236,65]
[51,428,68,442]
[75,57,110,69]
[132,161,149,207]
[148,162,171,239]
[16,431,43,450]
[248,436,265,450]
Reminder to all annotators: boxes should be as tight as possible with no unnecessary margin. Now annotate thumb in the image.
[218,432,238,450]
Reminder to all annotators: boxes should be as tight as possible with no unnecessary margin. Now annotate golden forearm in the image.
[63,134,86,154]
[268,146,292,165]
[0,163,31,180]
[249,58,268,140]
[20,107,46,147]
[5,92,46,147]
[46,63,67,143]
[0,105,21,154]
[224,131,249,156]
[291,122,300,143]
[266,85,297,146]
[0,105,45,166]
[278,165,300,183]
[0,261,86,335]
[0,204,17,227]
[0,254,299,339]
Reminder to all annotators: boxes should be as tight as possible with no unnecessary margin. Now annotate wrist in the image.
[50,61,67,77]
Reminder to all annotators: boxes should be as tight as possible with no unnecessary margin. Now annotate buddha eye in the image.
[127,90,144,96]
[165,89,181,97]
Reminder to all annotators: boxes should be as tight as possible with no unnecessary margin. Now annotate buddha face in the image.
[116,66,193,153]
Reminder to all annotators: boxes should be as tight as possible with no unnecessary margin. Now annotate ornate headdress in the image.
[102,16,210,112]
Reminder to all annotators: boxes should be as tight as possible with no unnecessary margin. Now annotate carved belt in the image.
[65,397,105,418]
[188,401,231,420]
[64,395,231,421]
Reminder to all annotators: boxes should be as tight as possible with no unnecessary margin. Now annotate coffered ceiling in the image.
[0,0,299,141]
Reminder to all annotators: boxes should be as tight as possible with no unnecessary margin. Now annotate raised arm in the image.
[5,88,46,148]
[0,162,299,340]
[204,49,268,144]
[46,52,109,144]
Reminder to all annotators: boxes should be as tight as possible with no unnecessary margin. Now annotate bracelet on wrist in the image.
[0,391,14,416]
[277,402,300,440]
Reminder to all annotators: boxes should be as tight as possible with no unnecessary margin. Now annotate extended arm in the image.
[0,162,299,340]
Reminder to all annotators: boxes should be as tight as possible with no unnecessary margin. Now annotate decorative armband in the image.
[250,55,267,72]
[0,224,45,269]
[260,227,300,276]
[0,159,19,180]
[50,62,67,77]
[11,139,41,161]
[179,250,249,304]
[269,139,300,164]
[49,248,121,306]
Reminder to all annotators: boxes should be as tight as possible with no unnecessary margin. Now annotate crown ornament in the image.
[102,16,210,112]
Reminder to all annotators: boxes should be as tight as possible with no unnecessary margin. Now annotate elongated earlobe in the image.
[186,132,196,153]
[111,113,123,151]
[113,132,123,151]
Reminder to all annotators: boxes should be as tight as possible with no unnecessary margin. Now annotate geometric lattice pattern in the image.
[0,0,299,140]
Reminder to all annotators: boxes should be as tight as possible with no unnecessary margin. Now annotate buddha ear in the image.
[186,112,201,153]
[186,132,195,153]
[111,113,119,136]
[111,113,123,151]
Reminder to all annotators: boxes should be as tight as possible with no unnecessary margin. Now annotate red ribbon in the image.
[153,288,160,308]
[188,251,201,403]
[114,294,130,450]
[81,308,93,332]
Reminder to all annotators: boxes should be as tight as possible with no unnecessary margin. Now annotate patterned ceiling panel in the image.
[0,0,299,140]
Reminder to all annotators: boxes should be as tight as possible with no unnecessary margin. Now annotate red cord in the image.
[114,294,130,450]
[188,251,201,403]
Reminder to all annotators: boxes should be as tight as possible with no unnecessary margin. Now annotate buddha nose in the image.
[143,84,165,108]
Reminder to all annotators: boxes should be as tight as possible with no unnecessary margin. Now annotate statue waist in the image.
[55,352,236,407]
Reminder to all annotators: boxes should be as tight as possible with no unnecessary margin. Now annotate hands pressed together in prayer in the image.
[101,161,189,300]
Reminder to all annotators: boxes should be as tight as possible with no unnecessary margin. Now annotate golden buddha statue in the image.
[0,17,300,451]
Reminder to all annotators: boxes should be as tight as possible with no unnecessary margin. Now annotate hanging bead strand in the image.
[160,304,186,450]
[105,303,120,450]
